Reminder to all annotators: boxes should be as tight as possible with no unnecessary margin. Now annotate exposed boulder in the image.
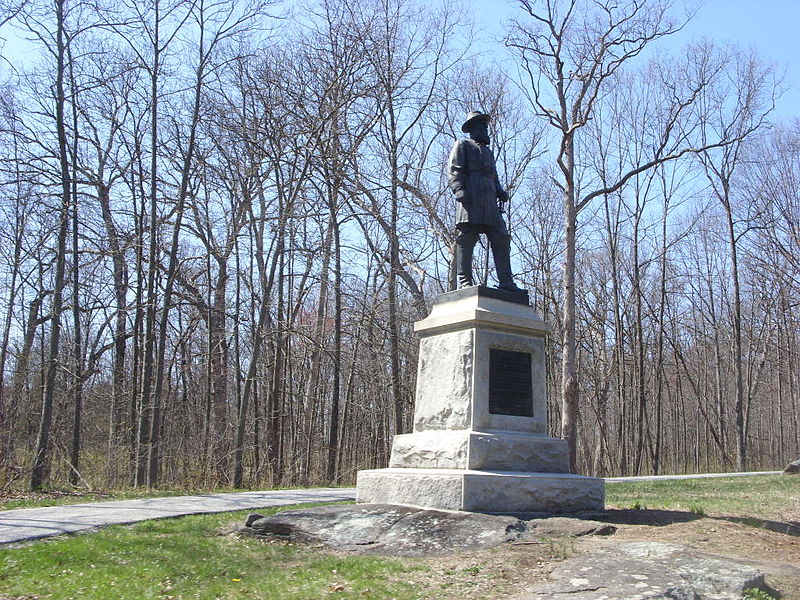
[242,504,615,557]
[244,513,264,527]
[784,459,800,474]
[524,517,616,538]
[244,503,526,556]
[242,506,772,598]
[514,542,765,600]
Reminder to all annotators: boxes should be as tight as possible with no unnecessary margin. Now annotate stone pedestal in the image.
[356,287,604,513]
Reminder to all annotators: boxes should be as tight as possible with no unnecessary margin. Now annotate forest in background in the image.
[0,0,797,490]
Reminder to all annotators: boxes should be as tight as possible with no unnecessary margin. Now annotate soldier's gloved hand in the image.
[497,189,509,203]
[454,189,465,202]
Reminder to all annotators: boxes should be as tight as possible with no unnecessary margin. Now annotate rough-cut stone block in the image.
[462,471,604,513]
[389,430,569,473]
[389,431,470,469]
[468,432,569,472]
[357,468,604,513]
[412,292,548,434]
[413,329,474,431]
[357,469,463,511]
[357,288,606,514]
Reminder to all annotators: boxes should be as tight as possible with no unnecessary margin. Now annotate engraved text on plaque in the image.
[489,348,533,417]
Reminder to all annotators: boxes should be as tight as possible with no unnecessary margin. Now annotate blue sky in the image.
[477,0,800,123]
[678,0,799,121]
[2,0,797,121]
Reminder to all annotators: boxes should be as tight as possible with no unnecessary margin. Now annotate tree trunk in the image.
[233,194,280,488]
[386,97,406,436]
[129,181,146,483]
[267,235,286,485]
[31,0,70,491]
[560,136,578,473]
[208,261,229,481]
[653,192,669,475]
[326,207,342,483]
[135,0,162,487]
[96,181,129,448]
[724,198,746,470]
[301,219,333,480]
[68,60,82,487]
[632,205,647,475]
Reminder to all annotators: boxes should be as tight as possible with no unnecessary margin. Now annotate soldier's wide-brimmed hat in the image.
[461,111,490,133]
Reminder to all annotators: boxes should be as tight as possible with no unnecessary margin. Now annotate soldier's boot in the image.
[491,233,526,293]
[455,229,479,288]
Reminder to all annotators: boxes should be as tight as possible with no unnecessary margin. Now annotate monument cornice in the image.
[415,286,551,337]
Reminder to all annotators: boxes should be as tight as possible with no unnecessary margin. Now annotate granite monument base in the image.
[388,430,570,472]
[356,287,604,514]
[357,468,604,513]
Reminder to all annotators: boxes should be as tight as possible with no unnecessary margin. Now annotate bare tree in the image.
[109,0,197,486]
[0,0,27,27]
[694,45,778,470]
[2,0,798,493]
[0,90,30,474]
[29,0,71,490]
[72,46,144,484]
[345,0,467,434]
[505,0,754,470]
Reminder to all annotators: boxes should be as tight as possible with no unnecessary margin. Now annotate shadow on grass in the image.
[590,508,703,526]
[588,509,800,537]
[714,515,800,537]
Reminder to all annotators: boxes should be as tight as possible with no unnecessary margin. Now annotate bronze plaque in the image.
[489,349,533,417]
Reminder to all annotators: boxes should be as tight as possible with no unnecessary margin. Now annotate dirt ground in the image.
[409,507,800,600]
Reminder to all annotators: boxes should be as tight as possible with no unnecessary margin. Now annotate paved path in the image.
[0,471,785,546]
[0,488,356,545]
[605,470,782,483]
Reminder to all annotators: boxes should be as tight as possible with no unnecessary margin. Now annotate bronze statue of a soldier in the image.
[448,111,524,293]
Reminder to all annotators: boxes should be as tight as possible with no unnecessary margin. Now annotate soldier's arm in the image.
[447,140,467,200]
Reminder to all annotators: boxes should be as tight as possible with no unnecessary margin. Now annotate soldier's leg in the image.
[487,225,525,292]
[455,224,480,288]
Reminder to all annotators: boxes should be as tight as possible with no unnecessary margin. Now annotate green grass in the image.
[743,589,778,600]
[0,504,426,600]
[605,474,800,517]
[2,475,797,599]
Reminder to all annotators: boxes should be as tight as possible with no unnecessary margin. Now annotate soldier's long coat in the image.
[447,138,506,228]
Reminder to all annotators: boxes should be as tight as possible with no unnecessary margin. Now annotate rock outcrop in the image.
[784,459,800,474]
[243,503,614,557]
[515,542,766,600]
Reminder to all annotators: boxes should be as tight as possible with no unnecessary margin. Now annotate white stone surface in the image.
[467,432,569,472]
[357,468,604,513]
[462,470,604,513]
[412,303,547,434]
[389,431,470,469]
[415,293,550,337]
[413,329,474,431]
[357,289,605,514]
[389,430,569,472]
[357,469,463,511]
